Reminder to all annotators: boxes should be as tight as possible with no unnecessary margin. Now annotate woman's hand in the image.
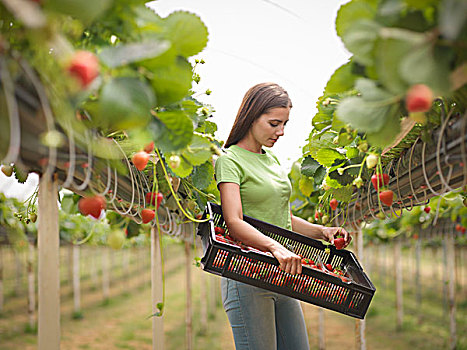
[321,226,352,248]
[270,243,302,275]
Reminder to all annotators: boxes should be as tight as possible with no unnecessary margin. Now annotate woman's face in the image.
[250,107,290,148]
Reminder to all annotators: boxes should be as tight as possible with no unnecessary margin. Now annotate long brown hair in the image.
[224,82,292,148]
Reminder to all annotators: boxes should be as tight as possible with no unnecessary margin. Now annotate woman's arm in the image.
[291,215,352,248]
[219,182,303,275]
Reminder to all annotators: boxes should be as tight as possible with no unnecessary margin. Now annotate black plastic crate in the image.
[197,203,376,319]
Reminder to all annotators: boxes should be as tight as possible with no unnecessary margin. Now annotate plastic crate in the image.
[197,203,376,319]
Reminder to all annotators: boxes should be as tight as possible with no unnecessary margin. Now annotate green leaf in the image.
[405,0,441,10]
[182,135,212,166]
[399,43,452,94]
[164,11,209,57]
[331,185,354,202]
[45,0,112,24]
[355,78,393,101]
[60,195,76,214]
[98,77,155,130]
[341,19,381,66]
[366,105,401,147]
[336,97,389,132]
[300,156,321,177]
[155,161,172,195]
[375,38,413,94]
[150,57,193,105]
[170,157,193,178]
[329,169,355,186]
[345,146,359,159]
[196,120,217,135]
[191,162,214,190]
[13,165,28,184]
[303,138,334,158]
[99,41,171,68]
[336,0,376,38]
[313,166,327,188]
[299,176,314,197]
[336,79,397,133]
[151,110,194,152]
[314,148,346,167]
[439,0,467,40]
[324,61,357,94]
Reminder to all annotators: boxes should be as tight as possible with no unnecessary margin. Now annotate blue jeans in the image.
[221,278,310,350]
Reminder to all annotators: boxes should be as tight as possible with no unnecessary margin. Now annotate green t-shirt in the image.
[214,144,292,230]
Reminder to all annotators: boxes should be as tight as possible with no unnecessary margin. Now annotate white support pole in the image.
[185,238,193,350]
[380,245,386,288]
[198,243,208,335]
[209,275,218,314]
[0,246,3,313]
[38,175,60,350]
[394,238,403,331]
[415,235,422,324]
[91,247,98,289]
[446,231,457,349]
[72,244,81,315]
[431,246,438,293]
[102,247,110,301]
[15,249,22,296]
[151,226,164,350]
[318,308,325,350]
[442,237,448,319]
[67,244,73,288]
[123,248,130,291]
[354,229,366,350]
[27,241,36,330]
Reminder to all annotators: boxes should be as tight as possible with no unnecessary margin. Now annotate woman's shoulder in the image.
[215,147,241,167]
[263,148,281,165]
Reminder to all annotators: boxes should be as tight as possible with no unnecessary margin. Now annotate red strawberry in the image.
[143,141,154,154]
[371,173,390,190]
[141,209,155,224]
[330,198,338,211]
[132,151,149,171]
[214,227,225,235]
[215,234,226,243]
[424,207,431,213]
[325,263,333,271]
[406,84,433,113]
[379,190,394,206]
[67,50,99,88]
[455,224,462,232]
[78,195,106,219]
[145,192,163,209]
[334,236,345,250]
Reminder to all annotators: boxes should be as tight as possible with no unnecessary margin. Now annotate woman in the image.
[214,82,351,350]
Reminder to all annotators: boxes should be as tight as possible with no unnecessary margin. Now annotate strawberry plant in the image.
[289,0,466,230]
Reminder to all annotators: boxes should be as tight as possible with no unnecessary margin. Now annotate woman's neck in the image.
[235,137,263,154]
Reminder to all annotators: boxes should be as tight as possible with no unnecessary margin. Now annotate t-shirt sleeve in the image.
[214,154,243,186]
